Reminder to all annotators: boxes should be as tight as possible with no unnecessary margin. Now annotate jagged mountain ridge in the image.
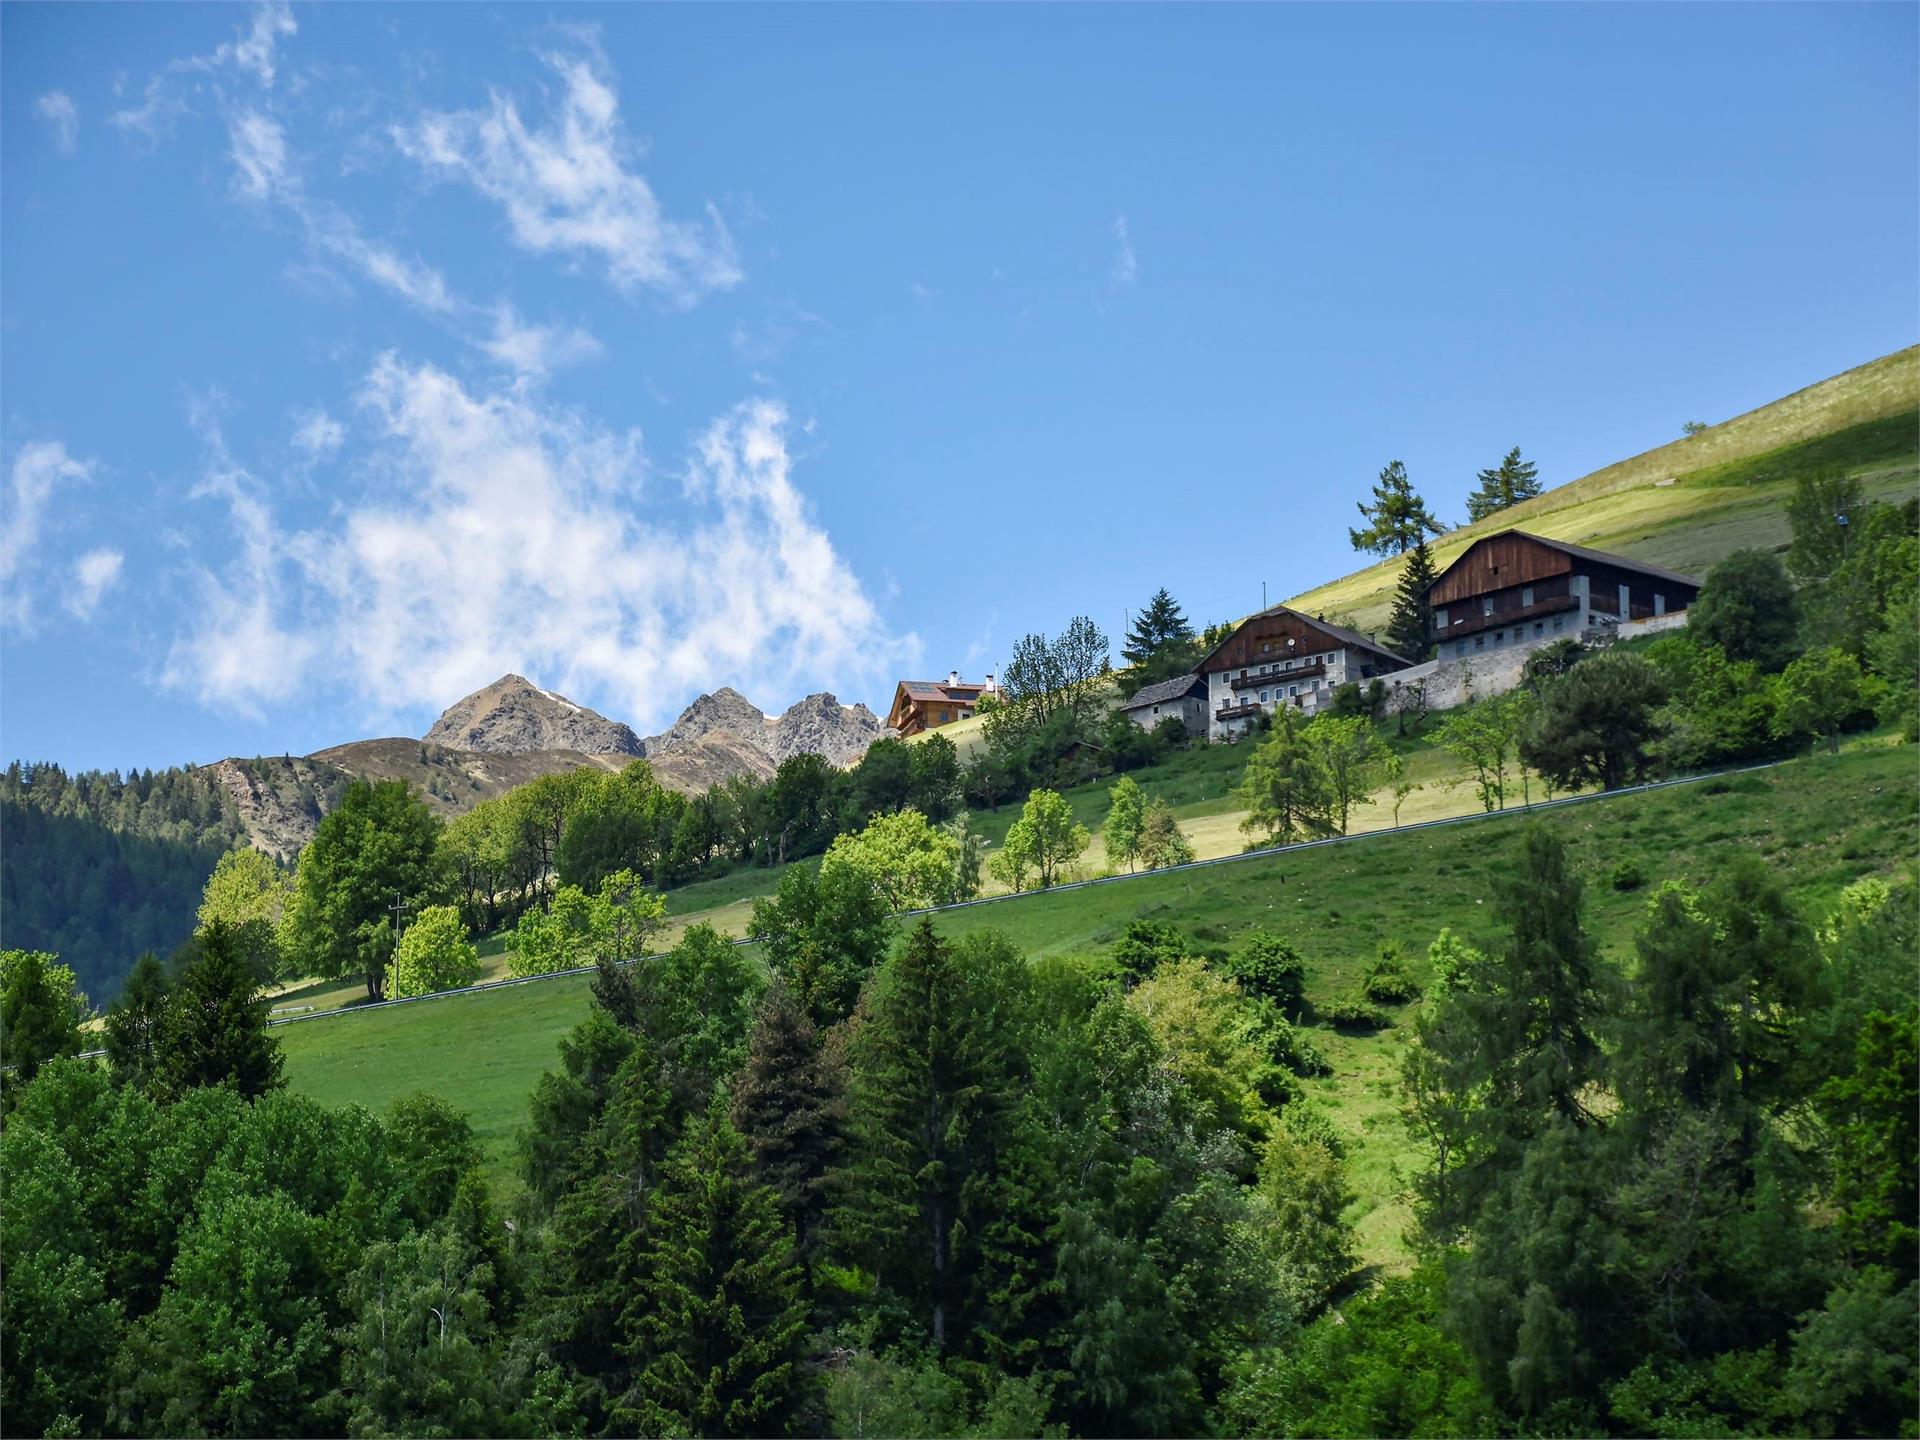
[644,685,889,769]
[423,674,646,756]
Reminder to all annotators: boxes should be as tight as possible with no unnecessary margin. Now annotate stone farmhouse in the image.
[1195,606,1412,742]
[1117,673,1210,738]
[1428,530,1701,661]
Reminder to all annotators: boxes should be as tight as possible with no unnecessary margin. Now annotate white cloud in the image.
[198,2,298,88]
[67,548,125,620]
[229,108,288,199]
[291,409,345,457]
[163,358,911,725]
[36,92,78,153]
[480,304,604,376]
[113,2,295,135]
[2,441,94,630]
[1111,215,1138,290]
[395,38,741,302]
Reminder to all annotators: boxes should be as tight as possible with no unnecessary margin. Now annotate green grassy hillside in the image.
[1288,346,1919,631]
[281,739,1917,1265]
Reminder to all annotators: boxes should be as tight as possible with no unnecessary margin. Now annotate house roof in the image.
[1121,673,1208,710]
[1430,530,1702,593]
[896,680,988,702]
[1194,605,1411,672]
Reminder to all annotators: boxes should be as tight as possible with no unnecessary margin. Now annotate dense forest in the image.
[4,813,1914,1437]
[0,763,249,1001]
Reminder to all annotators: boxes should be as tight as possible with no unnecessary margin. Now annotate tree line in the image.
[5,798,1911,1435]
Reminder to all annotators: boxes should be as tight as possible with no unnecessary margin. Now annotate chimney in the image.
[984,672,996,691]
[948,669,961,688]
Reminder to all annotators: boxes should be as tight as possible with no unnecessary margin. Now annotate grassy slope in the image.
[281,739,1918,1268]
[1287,346,1919,631]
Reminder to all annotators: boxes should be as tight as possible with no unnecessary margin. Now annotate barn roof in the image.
[1120,673,1208,710]
[1429,530,1702,593]
[1193,605,1411,672]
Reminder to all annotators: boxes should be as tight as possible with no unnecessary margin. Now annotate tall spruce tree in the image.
[1384,537,1439,660]
[104,952,171,1094]
[1122,588,1195,672]
[157,919,284,1099]
[834,921,1054,1362]
[1349,460,1444,556]
[730,982,848,1269]
[1464,447,1542,522]
[615,1107,812,1438]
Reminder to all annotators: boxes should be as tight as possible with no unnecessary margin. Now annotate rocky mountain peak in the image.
[424,674,645,757]
[769,692,889,766]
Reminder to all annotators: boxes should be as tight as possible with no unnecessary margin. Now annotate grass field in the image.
[1286,347,1919,631]
[280,738,1918,1266]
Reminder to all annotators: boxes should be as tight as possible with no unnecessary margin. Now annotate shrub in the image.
[388,905,481,998]
[1230,931,1308,1017]
[1111,919,1189,985]
[1361,943,1420,1004]
[1610,859,1646,892]
[1318,995,1389,1031]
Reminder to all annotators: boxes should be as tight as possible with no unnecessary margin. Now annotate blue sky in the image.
[3,3,1915,772]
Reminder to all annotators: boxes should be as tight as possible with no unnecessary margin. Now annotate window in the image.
[1553,618,1565,631]
[1495,631,1504,643]
[1288,685,1300,697]
[1434,606,1449,628]
[1258,690,1269,703]
[1260,641,1269,653]
[1522,585,1534,606]
[1654,593,1666,616]
[1618,583,1631,614]
[1483,597,1494,616]
[1475,635,1485,649]
[1534,622,1545,634]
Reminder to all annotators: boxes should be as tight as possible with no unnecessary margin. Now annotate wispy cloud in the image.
[36,92,78,153]
[1111,215,1138,291]
[163,359,912,723]
[112,1,296,138]
[67,549,125,620]
[2,440,96,631]
[291,409,345,458]
[480,303,605,377]
[395,35,741,303]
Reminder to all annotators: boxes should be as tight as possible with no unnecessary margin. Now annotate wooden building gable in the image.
[1428,532,1575,608]
[1197,605,1405,674]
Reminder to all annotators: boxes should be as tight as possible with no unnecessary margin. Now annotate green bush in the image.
[1361,943,1420,1004]
[1230,930,1308,1017]
[1318,995,1389,1031]
[1610,859,1646,892]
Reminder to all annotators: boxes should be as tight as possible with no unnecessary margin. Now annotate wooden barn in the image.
[1426,530,1701,660]
[1194,606,1412,741]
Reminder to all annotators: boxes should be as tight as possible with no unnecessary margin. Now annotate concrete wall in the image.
[1385,611,1689,715]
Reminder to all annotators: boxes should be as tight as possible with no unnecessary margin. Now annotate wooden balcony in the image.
[1214,701,1264,722]
[1434,593,1579,643]
[1226,660,1326,690]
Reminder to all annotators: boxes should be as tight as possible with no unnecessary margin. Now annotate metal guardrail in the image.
[74,757,1786,1056]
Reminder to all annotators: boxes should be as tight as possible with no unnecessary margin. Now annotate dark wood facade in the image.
[1197,609,1406,679]
[1428,531,1701,648]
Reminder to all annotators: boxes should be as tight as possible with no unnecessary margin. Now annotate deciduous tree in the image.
[387,904,482,998]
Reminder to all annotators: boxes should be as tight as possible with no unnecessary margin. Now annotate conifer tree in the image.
[157,919,283,1100]
[730,982,847,1268]
[835,922,1053,1361]
[615,1108,812,1438]
[1122,588,1195,669]
[1464,446,1542,522]
[1404,827,1606,1233]
[104,951,171,1094]
[1349,460,1444,556]
[1384,536,1439,660]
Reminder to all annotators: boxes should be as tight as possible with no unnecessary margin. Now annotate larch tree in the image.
[1349,460,1444,557]
[1236,706,1335,845]
[1103,775,1148,873]
[1464,447,1542,522]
